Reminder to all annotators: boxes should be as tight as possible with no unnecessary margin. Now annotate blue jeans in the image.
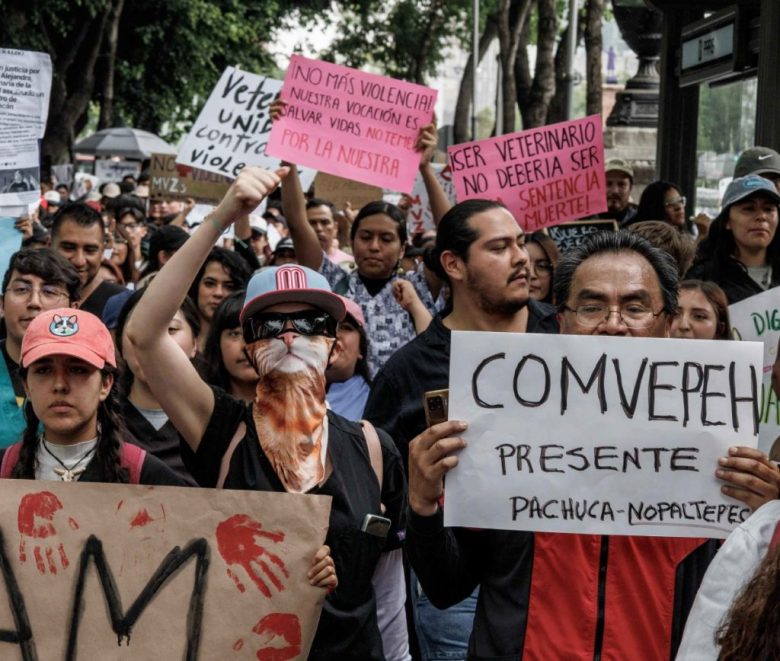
[410,573,478,661]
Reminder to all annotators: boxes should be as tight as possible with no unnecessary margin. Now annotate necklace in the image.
[41,438,96,482]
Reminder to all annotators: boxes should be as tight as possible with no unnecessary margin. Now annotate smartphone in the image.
[361,513,391,539]
[423,389,449,428]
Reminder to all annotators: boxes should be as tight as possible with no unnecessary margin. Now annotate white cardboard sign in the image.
[177,67,316,190]
[444,332,762,538]
[729,288,780,452]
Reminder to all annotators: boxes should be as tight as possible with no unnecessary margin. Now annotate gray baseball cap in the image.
[721,175,780,210]
[734,147,780,178]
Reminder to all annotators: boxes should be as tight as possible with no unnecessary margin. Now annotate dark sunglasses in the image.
[243,310,338,342]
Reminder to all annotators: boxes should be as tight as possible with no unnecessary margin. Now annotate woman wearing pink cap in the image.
[0,307,186,484]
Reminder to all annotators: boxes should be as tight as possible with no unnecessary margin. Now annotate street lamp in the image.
[607,0,664,127]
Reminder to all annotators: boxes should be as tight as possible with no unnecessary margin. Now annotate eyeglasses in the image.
[562,303,665,328]
[6,282,68,304]
[531,260,553,274]
[243,310,338,342]
[664,196,686,208]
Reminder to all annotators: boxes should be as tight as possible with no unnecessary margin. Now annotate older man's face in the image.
[558,251,671,338]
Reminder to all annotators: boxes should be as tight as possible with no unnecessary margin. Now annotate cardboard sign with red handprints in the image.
[0,479,331,660]
[405,163,457,235]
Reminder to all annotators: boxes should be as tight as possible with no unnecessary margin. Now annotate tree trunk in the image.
[519,0,558,128]
[98,0,126,130]
[547,10,586,124]
[453,14,499,144]
[406,0,446,84]
[584,0,604,117]
[496,0,533,134]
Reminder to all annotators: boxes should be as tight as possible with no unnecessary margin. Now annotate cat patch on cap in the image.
[49,314,79,337]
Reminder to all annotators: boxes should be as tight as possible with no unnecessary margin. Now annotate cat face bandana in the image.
[246,333,335,493]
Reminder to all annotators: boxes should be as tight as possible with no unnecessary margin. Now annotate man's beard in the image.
[465,270,529,316]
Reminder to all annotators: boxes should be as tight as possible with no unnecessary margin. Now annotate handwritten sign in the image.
[444,332,762,537]
[267,55,437,193]
[406,164,457,235]
[176,67,316,190]
[448,115,606,231]
[150,153,231,203]
[730,288,780,452]
[547,219,617,252]
[0,480,330,659]
[313,172,382,213]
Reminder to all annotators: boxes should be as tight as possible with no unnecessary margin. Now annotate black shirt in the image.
[181,386,407,661]
[80,280,127,317]
[686,257,780,304]
[364,299,559,467]
[121,399,197,485]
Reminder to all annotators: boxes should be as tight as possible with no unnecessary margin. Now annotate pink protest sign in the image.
[267,55,437,193]
[448,115,607,231]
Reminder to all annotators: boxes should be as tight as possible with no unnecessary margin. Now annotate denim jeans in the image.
[410,573,478,661]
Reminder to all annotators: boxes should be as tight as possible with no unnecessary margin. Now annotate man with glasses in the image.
[0,249,81,447]
[406,230,779,660]
[126,167,407,661]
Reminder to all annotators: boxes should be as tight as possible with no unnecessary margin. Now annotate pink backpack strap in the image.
[0,443,22,478]
[771,521,780,550]
[120,443,147,484]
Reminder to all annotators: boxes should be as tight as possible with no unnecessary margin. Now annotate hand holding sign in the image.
[212,167,289,230]
[717,445,780,510]
[307,544,338,591]
[408,420,468,517]
[17,491,78,575]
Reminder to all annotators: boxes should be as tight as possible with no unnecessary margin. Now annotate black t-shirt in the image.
[181,386,407,661]
[80,280,127,317]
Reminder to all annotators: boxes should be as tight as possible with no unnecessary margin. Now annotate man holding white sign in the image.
[406,229,780,660]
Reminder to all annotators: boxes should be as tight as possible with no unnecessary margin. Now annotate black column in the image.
[755,0,780,148]
[655,6,704,203]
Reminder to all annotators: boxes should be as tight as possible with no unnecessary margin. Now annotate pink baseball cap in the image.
[339,296,365,328]
[21,307,116,369]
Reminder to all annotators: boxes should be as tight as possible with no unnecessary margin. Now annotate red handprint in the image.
[216,514,289,597]
[233,613,301,661]
[17,491,78,575]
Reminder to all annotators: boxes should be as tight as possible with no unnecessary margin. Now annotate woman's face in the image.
[220,326,258,386]
[671,289,720,340]
[328,317,363,378]
[197,262,237,322]
[110,240,128,266]
[24,355,112,444]
[352,214,404,279]
[527,242,552,302]
[663,189,686,227]
[726,193,779,255]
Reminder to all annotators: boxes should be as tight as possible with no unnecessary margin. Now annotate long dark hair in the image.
[633,180,682,224]
[200,291,246,391]
[678,279,731,340]
[13,366,131,483]
[692,193,780,276]
[716,541,780,660]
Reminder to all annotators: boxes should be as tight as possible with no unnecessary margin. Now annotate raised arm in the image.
[271,99,323,270]
[125,167,287,450]
[416,119,452,226]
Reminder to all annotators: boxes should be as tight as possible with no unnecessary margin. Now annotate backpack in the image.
[0,441,146,484]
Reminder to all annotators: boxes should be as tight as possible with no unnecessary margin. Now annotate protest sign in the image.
[150,153,231,203]
[0,479,330,659]
[729,288,780,452]
[176,67,316,190]
[406,164,457,235]
[94,160,141,184]
[267,55,437,193]
[448,115,606,231]
[0,48,52,138]
[546,219,617,252]
[314,172,382,213]
[444,332,762,538]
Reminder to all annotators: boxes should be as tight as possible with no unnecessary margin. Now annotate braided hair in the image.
[12,365,130,483]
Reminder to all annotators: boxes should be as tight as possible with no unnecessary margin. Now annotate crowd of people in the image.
[4,118,780,660]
